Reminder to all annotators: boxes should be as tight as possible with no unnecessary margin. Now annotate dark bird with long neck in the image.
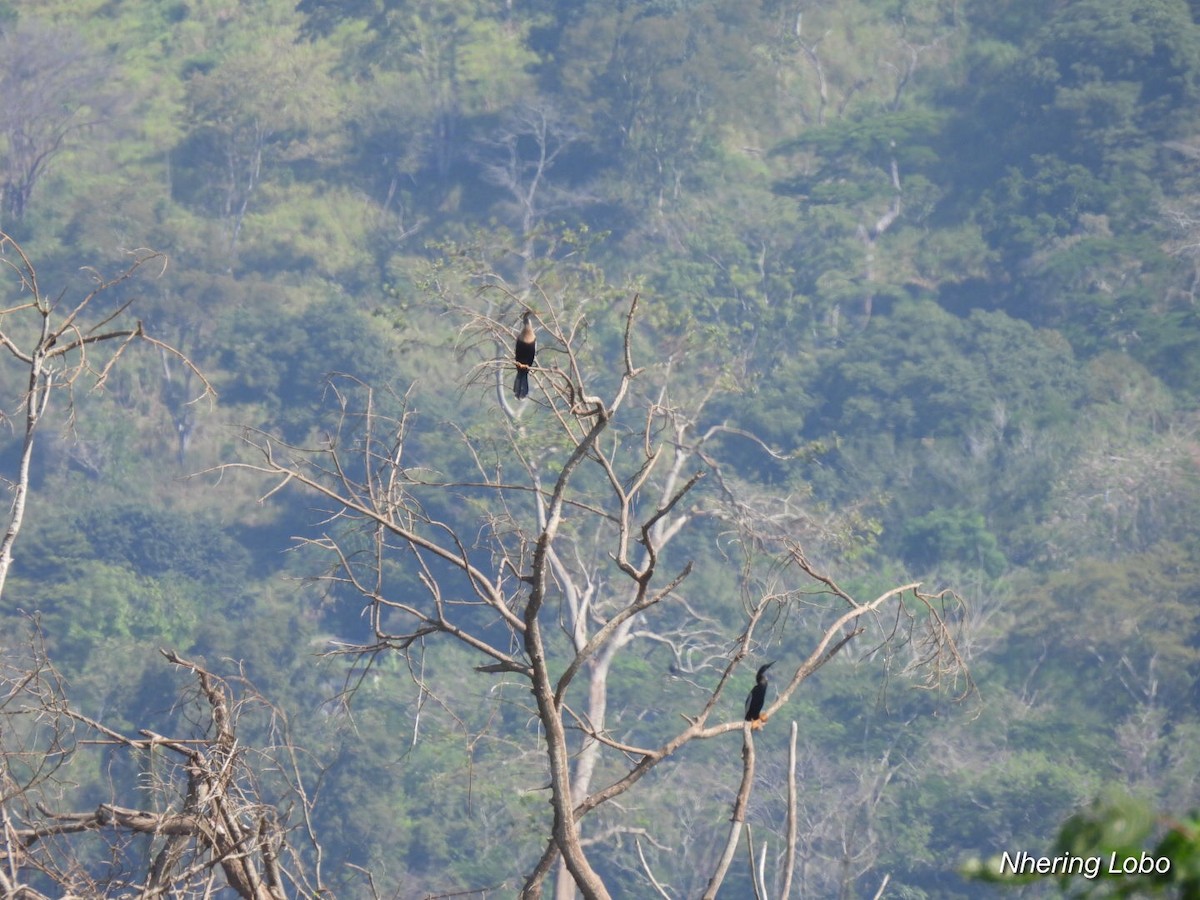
[745,662,774,730]
[513,311,536,399]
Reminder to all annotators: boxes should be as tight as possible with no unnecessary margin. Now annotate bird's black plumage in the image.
[513,311,536,399]
[745,661,774,723]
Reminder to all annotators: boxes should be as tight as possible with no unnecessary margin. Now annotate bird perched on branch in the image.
[513,310,536,399]
[745,662,774,730]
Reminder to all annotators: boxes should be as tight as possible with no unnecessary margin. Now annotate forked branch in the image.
[0,234,213,598]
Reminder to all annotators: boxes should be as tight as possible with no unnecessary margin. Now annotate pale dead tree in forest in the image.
[184,35,333,260]
[784,4,956,126]
[473,99,588,283]
[778,7,957,337]
[770,739,904,899]
[0,625,328,898]
[0,20,121,226]
[0,232,212,597]
[228,278,970,898]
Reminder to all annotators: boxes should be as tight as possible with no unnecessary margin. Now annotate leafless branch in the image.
[0,626,326,898]
[702,723,758,899]
[207,266,971,898]
[0,233,214,598]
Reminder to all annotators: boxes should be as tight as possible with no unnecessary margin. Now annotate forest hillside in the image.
[1,0,1199,897]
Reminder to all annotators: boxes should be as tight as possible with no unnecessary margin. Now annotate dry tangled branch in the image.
[0,625,326,898]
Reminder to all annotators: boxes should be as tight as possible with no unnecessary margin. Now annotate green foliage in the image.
[211,290,399,440]
[1025,544,1200,710]
[236,183,377,283]
[806,300,1084,441]
[556,0,769,205]
[966,788,1200,897]
[776,109,945,196]
[895,749,1096,888]
[16,562,199,666]
[899,509,1007,578]
[4,501,258,671]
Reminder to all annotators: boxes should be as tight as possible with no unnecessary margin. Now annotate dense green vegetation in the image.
[2,0,1199,895]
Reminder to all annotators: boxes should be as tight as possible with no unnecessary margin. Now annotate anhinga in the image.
[513,311,536,399]
[745,662,774,730]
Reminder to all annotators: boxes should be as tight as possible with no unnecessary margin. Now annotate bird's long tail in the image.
[513,368,529,399]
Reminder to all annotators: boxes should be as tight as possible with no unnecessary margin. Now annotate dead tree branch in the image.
[0,233,214,597]
[213,269,971,898]
[0,626,326,898]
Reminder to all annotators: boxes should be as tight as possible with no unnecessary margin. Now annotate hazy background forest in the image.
[1,0,1199,896]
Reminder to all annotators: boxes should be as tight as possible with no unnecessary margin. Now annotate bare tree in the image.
[0,233,211,597]
[0,623,327,898]
[474,99,588,283]
[226,275,970,897]
[783,3,957,127]
[0,20,119,225]
[182,32,336,259]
